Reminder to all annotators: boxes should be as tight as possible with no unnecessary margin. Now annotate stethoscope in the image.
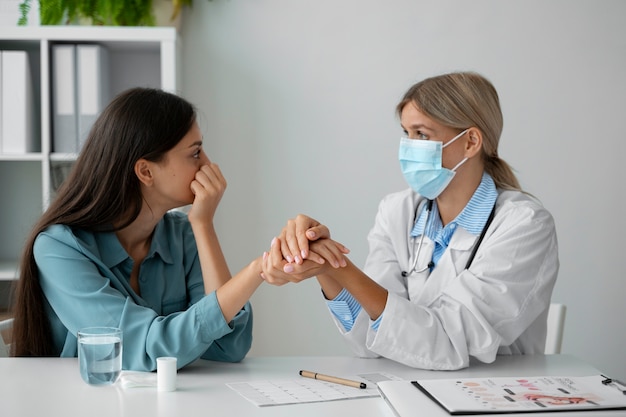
[401,199,497,277]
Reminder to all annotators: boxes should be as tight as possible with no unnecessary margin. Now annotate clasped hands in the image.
[260,214,350,285]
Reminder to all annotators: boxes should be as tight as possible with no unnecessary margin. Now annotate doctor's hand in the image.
[279,214,349,267]
[261,237,343,285]
[188,162,227,227]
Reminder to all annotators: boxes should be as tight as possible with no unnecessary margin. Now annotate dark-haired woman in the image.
[12,88,266,371]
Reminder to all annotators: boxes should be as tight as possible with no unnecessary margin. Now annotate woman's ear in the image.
[465,127,483,158]
[135,159,154,186]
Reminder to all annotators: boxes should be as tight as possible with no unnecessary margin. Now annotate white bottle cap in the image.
[157,357,177,392]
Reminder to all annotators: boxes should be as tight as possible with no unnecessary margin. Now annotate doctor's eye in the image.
[416,131,429,140]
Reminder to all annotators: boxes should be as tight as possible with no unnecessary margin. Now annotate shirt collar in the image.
[150,217,174,264]
[97,231,129,268]
[454,172,497,235]
[95,217,174,268]
[411,172,497,238]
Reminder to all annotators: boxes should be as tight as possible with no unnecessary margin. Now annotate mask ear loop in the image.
[443,129,470,172]
[442,129,469,149]
[450,157,468,172]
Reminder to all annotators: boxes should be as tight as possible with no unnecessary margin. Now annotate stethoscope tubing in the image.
[405,199,434,276]
[404,198,496,277]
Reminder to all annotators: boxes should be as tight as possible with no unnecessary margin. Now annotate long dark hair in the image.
[11,87,196,356]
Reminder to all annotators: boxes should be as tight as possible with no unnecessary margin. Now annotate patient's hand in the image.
[279,214,349,267]
[260,236,349,285]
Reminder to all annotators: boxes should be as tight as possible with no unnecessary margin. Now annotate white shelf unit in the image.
[0,26,180,282]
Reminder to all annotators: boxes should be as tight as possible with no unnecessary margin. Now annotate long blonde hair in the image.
[397,72,521,191]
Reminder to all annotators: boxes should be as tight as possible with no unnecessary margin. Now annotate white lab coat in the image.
[330,188,559,370]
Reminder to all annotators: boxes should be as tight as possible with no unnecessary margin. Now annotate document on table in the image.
[411,374,626,414]
[227,372,403,407]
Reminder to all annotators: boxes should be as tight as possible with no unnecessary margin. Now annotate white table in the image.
[1,354,624,416]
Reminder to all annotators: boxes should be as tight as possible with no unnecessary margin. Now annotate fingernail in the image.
[270,237,277,246]
[260,273,266,280]
[284,264,294,273]
[285,255,293,263]
[294,255,302,264]
[263,251,268,261]
[306,231,316,239]
[301,250,307,259]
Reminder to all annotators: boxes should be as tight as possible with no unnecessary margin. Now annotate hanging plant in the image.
[17,0,195,26]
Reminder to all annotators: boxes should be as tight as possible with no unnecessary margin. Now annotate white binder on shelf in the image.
[1,50,35,154]
[76,44,109,151]
[51,44,78,153]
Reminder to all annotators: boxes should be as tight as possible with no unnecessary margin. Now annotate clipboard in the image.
[414,374,626,414]
[380,374,626,415]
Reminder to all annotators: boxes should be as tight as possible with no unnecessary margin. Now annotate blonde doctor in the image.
[261,71,559,370]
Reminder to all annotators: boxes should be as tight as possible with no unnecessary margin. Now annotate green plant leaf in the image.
[40,0,65,25]
[17,0,31,25]
[34,0,156,26]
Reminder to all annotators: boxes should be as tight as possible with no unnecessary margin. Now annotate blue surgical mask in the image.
[399,129,468,199]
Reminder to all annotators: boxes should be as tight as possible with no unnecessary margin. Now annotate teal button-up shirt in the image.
[34,211,252,371]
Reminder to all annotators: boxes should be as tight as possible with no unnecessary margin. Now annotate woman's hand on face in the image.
[279,214,348,265]
[188,163,227,226]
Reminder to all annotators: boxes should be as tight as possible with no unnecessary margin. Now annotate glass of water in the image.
[78,327,123,386]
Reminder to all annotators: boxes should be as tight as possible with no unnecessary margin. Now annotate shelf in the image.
[0,26,179,271]
[0,153,44,161]
[0,26,177,43]
[0,261,18,281]
[50,153,78,162]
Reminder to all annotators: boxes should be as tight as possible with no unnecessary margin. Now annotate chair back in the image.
[545,303,566,354]
[0,317,14,357]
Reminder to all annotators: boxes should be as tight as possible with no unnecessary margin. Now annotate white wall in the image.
[180,0,626,379]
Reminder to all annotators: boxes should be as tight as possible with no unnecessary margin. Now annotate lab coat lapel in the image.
[447,227,478,267]
[413,229,476,306]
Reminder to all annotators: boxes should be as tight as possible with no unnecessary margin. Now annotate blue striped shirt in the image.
[327,172,497,332]
[411,172,497,267]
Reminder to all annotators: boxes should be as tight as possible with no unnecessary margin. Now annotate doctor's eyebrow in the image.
[401,123,435,133]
